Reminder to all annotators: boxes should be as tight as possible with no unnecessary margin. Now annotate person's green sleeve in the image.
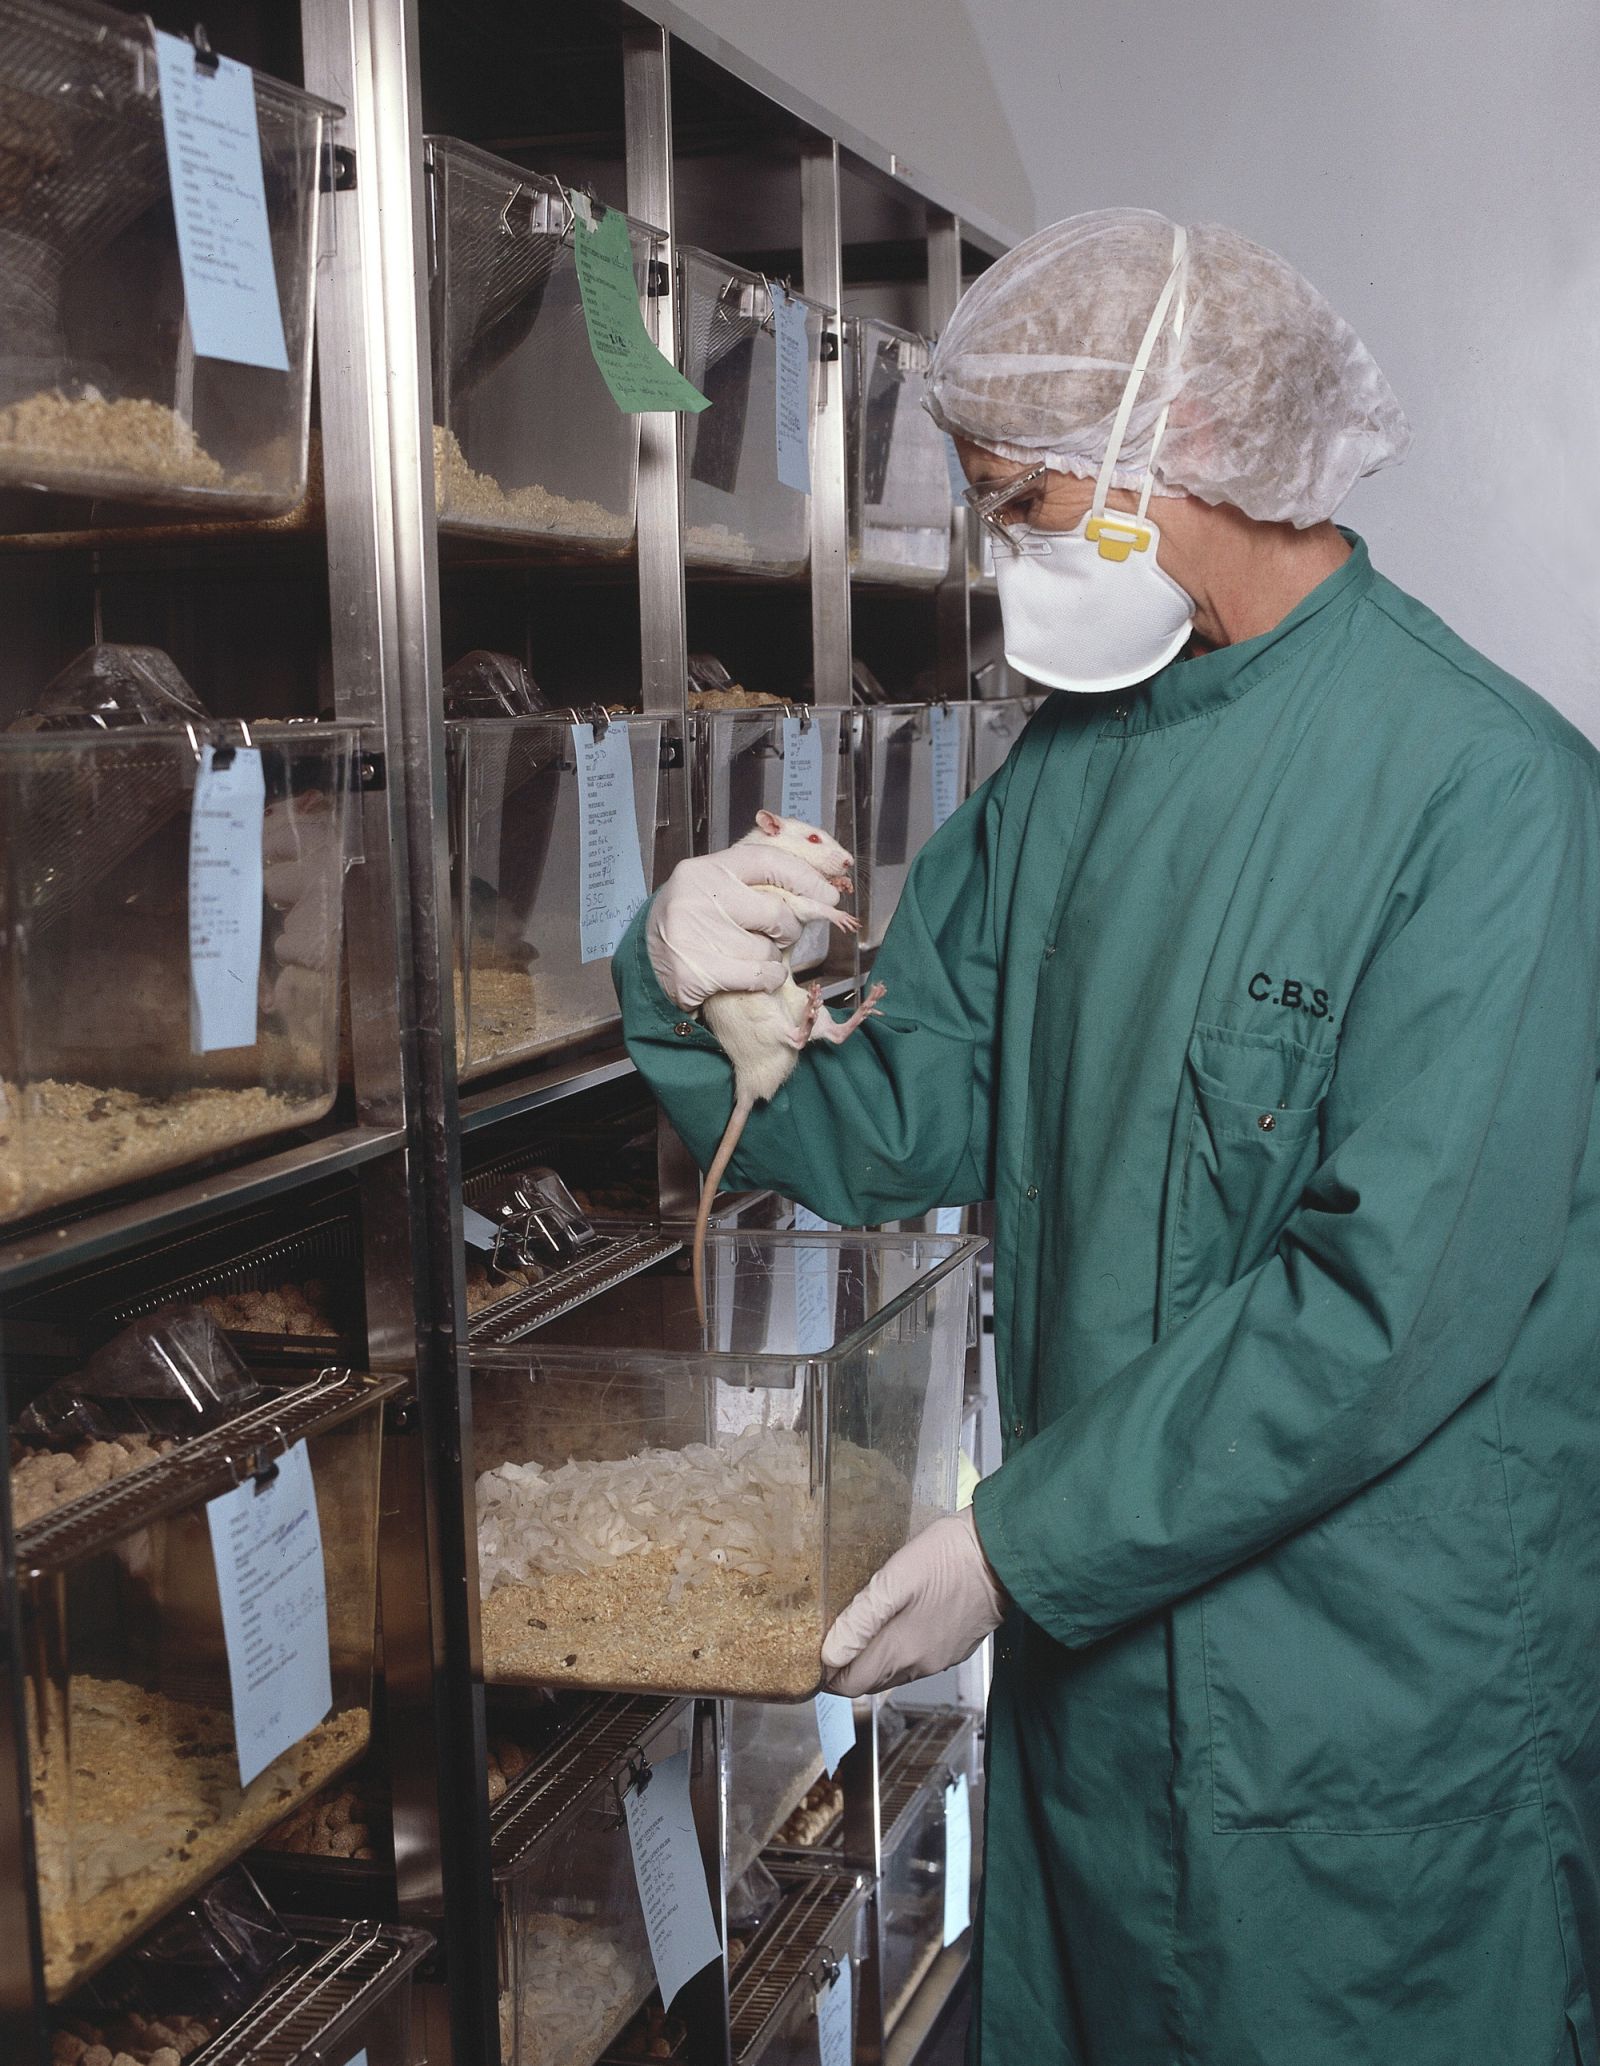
[613,772,1009,1228]
[974,742,1600,1647]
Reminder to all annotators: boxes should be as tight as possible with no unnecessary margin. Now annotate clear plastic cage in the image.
[689,706,849,975]
[874,1708,981,2034]
[472,1230,978,1700]
[853,705,970,953]
[679,253,824,577]
[0,0,336,516]
[847,321,951,588]
[970,697,1040,789]
[447,715,662,1079]
[727,1859,867,2066]
[426,139,662,555]
[195,1919,431,2066]
[725,1701,826,1887]
[494,1700,693,2066]
[15,1368,400,1998]
[0,724,355,1224]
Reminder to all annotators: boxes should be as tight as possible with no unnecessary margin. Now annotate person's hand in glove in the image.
[821,1509,1008,1696]
[648,844,842,1011]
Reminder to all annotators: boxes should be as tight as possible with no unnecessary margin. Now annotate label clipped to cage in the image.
[817,1960,854,2066]
[624,1746,723,2009]
[572,721,649,962]
[153,31,288,372]
[815,1692,856,1777]
[780,714,824,825]
[773,286,812,496]
[573,204,708,415]
[942,1771,973,1947]
[189,743,265,1054]
[205,1438,332,1788]
[930,706,963,831]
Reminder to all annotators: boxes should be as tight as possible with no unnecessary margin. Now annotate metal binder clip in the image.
[571,701,610,741]
[227,1438,280,1493]
[605,1748,652,1825]
[191,22,219,72]
[493,1169,598,1268]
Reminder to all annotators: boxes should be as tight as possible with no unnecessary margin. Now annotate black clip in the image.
[321,144,358,194]
[191,22,219,72]
[647,259,671,297]
[237,1439,279,1494]
[659,733,684,770]
[356,750,387,792]
[820,331,840,363]
[606,1747,652,1825]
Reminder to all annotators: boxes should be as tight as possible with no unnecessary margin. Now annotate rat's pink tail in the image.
[693,1096,754,1327]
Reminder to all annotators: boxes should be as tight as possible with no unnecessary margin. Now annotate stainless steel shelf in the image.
[457,1048,638,1133]
[0,1123,404,1294]
[0,0,1006,2057]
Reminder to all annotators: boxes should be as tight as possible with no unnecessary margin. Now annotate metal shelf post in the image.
[299,0,497,2059]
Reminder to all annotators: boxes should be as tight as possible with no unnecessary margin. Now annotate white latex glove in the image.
[821,1510,1008,1696]
[648,845,841,1011]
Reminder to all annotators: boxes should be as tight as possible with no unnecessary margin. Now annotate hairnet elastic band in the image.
[1093,223,1188,522]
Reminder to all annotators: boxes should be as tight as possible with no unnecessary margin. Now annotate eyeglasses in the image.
[961,463,1052,552]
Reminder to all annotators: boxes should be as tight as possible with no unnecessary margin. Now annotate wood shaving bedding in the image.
[0,1079,329,1226]
[30,1678,368,1998]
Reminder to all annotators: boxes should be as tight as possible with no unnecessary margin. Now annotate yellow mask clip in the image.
[1085,513,1152,564]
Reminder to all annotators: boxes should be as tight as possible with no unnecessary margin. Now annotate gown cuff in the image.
[972,1467,1082,1650]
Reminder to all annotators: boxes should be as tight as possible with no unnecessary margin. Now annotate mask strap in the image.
[1092,224,1189,523]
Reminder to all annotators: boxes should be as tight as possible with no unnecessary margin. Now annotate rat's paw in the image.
[828,909,862,935]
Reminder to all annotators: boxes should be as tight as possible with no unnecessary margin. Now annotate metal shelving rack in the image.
[0,2,1013,2062]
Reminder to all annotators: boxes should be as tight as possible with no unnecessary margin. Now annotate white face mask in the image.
[994,506,1195,694]
[986,225,1195,695]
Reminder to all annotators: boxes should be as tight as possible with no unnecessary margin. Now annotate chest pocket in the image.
[1165,1024,1333,1324]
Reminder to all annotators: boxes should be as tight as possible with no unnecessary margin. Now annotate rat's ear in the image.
[755,809,782,837]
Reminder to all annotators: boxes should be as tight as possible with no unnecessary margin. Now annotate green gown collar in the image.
[1116,530,1373,734]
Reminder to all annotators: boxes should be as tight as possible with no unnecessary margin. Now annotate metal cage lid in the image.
[728,1857,868,2064]
[15,1367,409,1575]
[489,1693,689,1880]
[0,0,343,120]
[186,1918,432,2066]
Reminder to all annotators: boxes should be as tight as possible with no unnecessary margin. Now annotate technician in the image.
[615,209,1600,2064]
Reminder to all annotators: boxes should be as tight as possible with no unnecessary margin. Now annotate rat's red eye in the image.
[808,833,821,843]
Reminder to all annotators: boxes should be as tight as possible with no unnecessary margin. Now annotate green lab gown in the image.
[614,538,1600,2065]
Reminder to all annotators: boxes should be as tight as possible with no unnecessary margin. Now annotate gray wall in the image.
[674,0,1600,742]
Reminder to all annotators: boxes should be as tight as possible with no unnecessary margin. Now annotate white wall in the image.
[963,0,1600,743]
[662,0,1034,244]
[674,0,1600,742]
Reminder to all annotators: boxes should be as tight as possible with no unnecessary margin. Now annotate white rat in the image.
[693,810,888,1323]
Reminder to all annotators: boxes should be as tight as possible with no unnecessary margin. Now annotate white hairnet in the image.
[928,208,1410,528]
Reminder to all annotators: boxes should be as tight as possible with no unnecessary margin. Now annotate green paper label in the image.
[573,206,709,415]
